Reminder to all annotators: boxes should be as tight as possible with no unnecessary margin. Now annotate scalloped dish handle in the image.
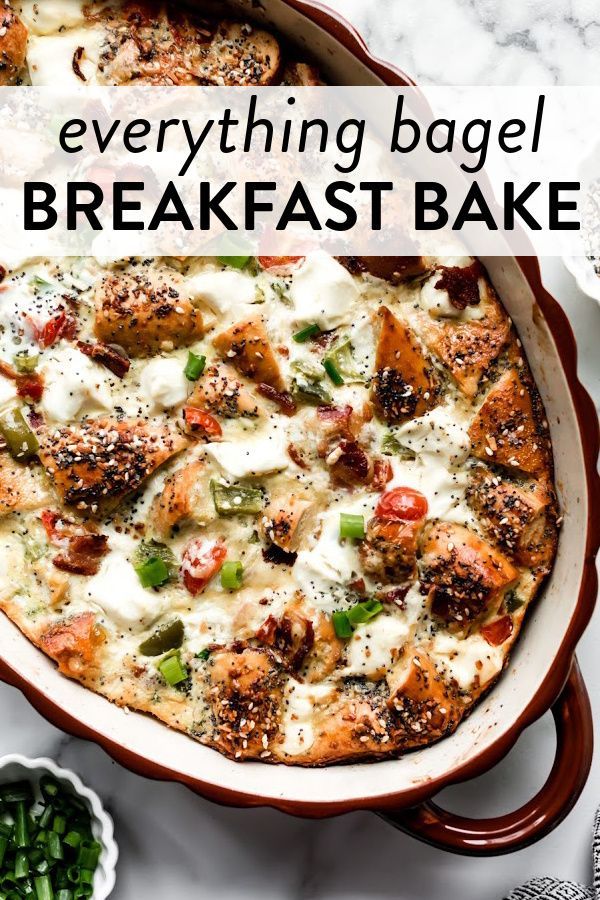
[380,660,592,856]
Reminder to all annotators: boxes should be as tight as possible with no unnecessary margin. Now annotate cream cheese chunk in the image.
[206,433,289,478]
[86,550,168,631]
[17,1,89,35]
[289,251,359,330]
[140,357,188,411]
[185,270,256,314]
[41,344,112,423]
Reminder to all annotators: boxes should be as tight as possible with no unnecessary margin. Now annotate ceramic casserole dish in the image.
[0,0,598,857]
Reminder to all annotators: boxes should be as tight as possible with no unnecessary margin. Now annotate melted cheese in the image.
[27,26,106,87]
[430,632,504,689]
[280,681,335,756]
[344,615,410,677]
[17,1,89,35]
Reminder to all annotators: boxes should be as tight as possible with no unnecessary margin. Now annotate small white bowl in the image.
[0,754,118,900]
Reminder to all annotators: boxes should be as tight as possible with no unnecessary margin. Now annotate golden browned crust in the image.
[94,271,204,356]
[212,318,285,391]
[371,306,440,424]
[37,418,188,513]
[469,366,552,475]
[0,8,27,85]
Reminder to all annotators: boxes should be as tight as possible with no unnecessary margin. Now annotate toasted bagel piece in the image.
[469,367,551,476]
[94,271,204,357]
[205,647,284,760]
[420,522,518,630]
[371,306,439,424]
[281,61,323,86]
[151,459,214,539]
[259,495,315,553]
[421,278,510,397]
[188,364,261,419]
[0,453,50,517]
[467,469,558,569]
[193,20,281,85]
[359,516,423,584]
[386,646,463,739]
[38,418,188,514]
[40,612,106,681]
[0,8,27,85]
[212,318,285,391]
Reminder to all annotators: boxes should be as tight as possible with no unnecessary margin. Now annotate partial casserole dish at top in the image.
[0,1,562,769]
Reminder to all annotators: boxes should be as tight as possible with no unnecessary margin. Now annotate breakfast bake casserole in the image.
[0,1,559,765]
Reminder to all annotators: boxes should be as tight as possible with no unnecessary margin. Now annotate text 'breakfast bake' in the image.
[0,2,558,765]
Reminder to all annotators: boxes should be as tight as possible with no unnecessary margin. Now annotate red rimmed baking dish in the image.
[0,0,598,857]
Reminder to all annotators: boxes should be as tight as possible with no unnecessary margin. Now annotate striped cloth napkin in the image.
[506,808,600,899]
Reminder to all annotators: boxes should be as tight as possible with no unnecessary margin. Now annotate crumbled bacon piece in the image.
[256,383,297,416]
[329,439,372,486]
[77,341,131,378]
[287,442,308,469]
[72,46,86,82]
[40,509,109,576]
[29,311,77,348]
[16,373,44,402]
[434,261,483,310]
[371,458,393,490]
[255,613,314,672]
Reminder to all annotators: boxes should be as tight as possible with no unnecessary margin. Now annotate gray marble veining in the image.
[1,3,599,898]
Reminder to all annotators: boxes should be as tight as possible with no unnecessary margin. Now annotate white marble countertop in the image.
[1,2,600,898]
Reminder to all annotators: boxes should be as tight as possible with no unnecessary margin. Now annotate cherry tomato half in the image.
[258,255,304,273]
[481,615,513,647]
[181,538,227,596]
[375,486,428,521]
[183,406,222,438]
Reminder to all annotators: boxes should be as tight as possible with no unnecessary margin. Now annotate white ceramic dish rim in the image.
[0,754,118,899]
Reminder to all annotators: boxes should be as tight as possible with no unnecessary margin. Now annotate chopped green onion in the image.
[65,867,79,885]
[34,874,53,900]
[135,556,169,589]
[332,600,383,639]
[29,275,53,291]
[62,834,81,852]
[339,513,365,540]
[46,834,62,863]
[15,851,30,879]
[220,561,243,590]
[0,408,39,461]
[184,351,206,381]
[0,838,7,868]
[13,352,39,374]
[347,599,383,627]
[74,844,99,872]
[138,619,184,657]
[52,817,66,837]
[217,254,251,269]
[196,648,211,661]
[79,868,94,885]
[38,780,59,801]
[211,480,264,517]
[1,782,32,804]
[56,891,73,900]
[332,611,352,639]
[15,803,29,849]
[322,357,344,386]
[292,324,320,343]
[158,651,188,687]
